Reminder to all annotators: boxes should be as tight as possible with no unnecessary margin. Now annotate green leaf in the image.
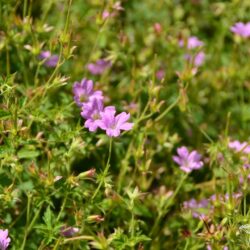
[43,206,53,229]
[0,109,11,120]
[242,105,250,122]
[18,181,34,192]
[0,145,14,158]
[17,148,40,159]
[134,203,153,218]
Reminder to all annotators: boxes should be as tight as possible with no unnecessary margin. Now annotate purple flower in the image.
[224,192,242,201]
[183,198,210,218]
[102,10,111,20]
[183,198,209,211]
[179,36,204,49]
[230,22,250,38]
[0,229,10,250]
[156,69,165,80]
[87,59,111,75]
[73,79,103,107]
[97,110,133,137]
[185,51,205,67]
[194,51,205,66]
[60,226,79,237]
[228,140,250,154]
[39,51,59,67]
[173,146,204,173]
[81,98,115,132]
[186,198,209,209]
[210,193,242,202]
[206,245,212,250]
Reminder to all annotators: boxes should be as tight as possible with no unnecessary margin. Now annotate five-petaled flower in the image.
[73,79,103,107]
[228,140,250,154]
[73,78,133,137]
[179,36,204,49]
[185,51,205,67]
[0,229,10,250]
[81,98,115,132]
[97,110,133,137]
[173,146,204,173]
[38,51,59,68]
[230,22,250,38]
[87,59,112,75]
[183,198,210,218]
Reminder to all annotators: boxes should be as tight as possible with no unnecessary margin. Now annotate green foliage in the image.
[35,207,63,245]
[1,0,250,249]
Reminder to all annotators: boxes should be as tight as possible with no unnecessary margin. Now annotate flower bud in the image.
[77,168,96,180]
[87,215,104,223]
[153,23,162,35]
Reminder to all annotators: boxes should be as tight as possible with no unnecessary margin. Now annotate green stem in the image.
[155,95,180,122]
[92,139,112,200]
[83,12,110,75]
[184,238,190,250]
[21,202,44,250]
[150,173,188,236]
[26,193,32,224]
[6,44,10,75]
[169,173,189,203]
[24,0,72,108]
[56,192,68,222]
[53,238,63,250]
[244,191,247,217]
[63,0,72,35]
[23,0,28,18]
[117,140,133,192]
[130,213,135,238]
[62,235,94,244]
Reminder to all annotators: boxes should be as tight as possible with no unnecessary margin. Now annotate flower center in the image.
[79,94,88,102]
[110,123,116,129]
[92,113,100,120]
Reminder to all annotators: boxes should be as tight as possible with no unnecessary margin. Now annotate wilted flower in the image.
[123,102,139,113]
[0,229,10,250]
[173,146,204,173]
[179,36,204,49]
[230,22,250,38]
[39,51,59,67]
[73,79,103,107]
[87,59,111,75]
[54,176,63,182]
[112,1,124,11]
[60,226,79,237]
[97,110,133,137]
[228,140,250,154]
[81,98,115,132]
